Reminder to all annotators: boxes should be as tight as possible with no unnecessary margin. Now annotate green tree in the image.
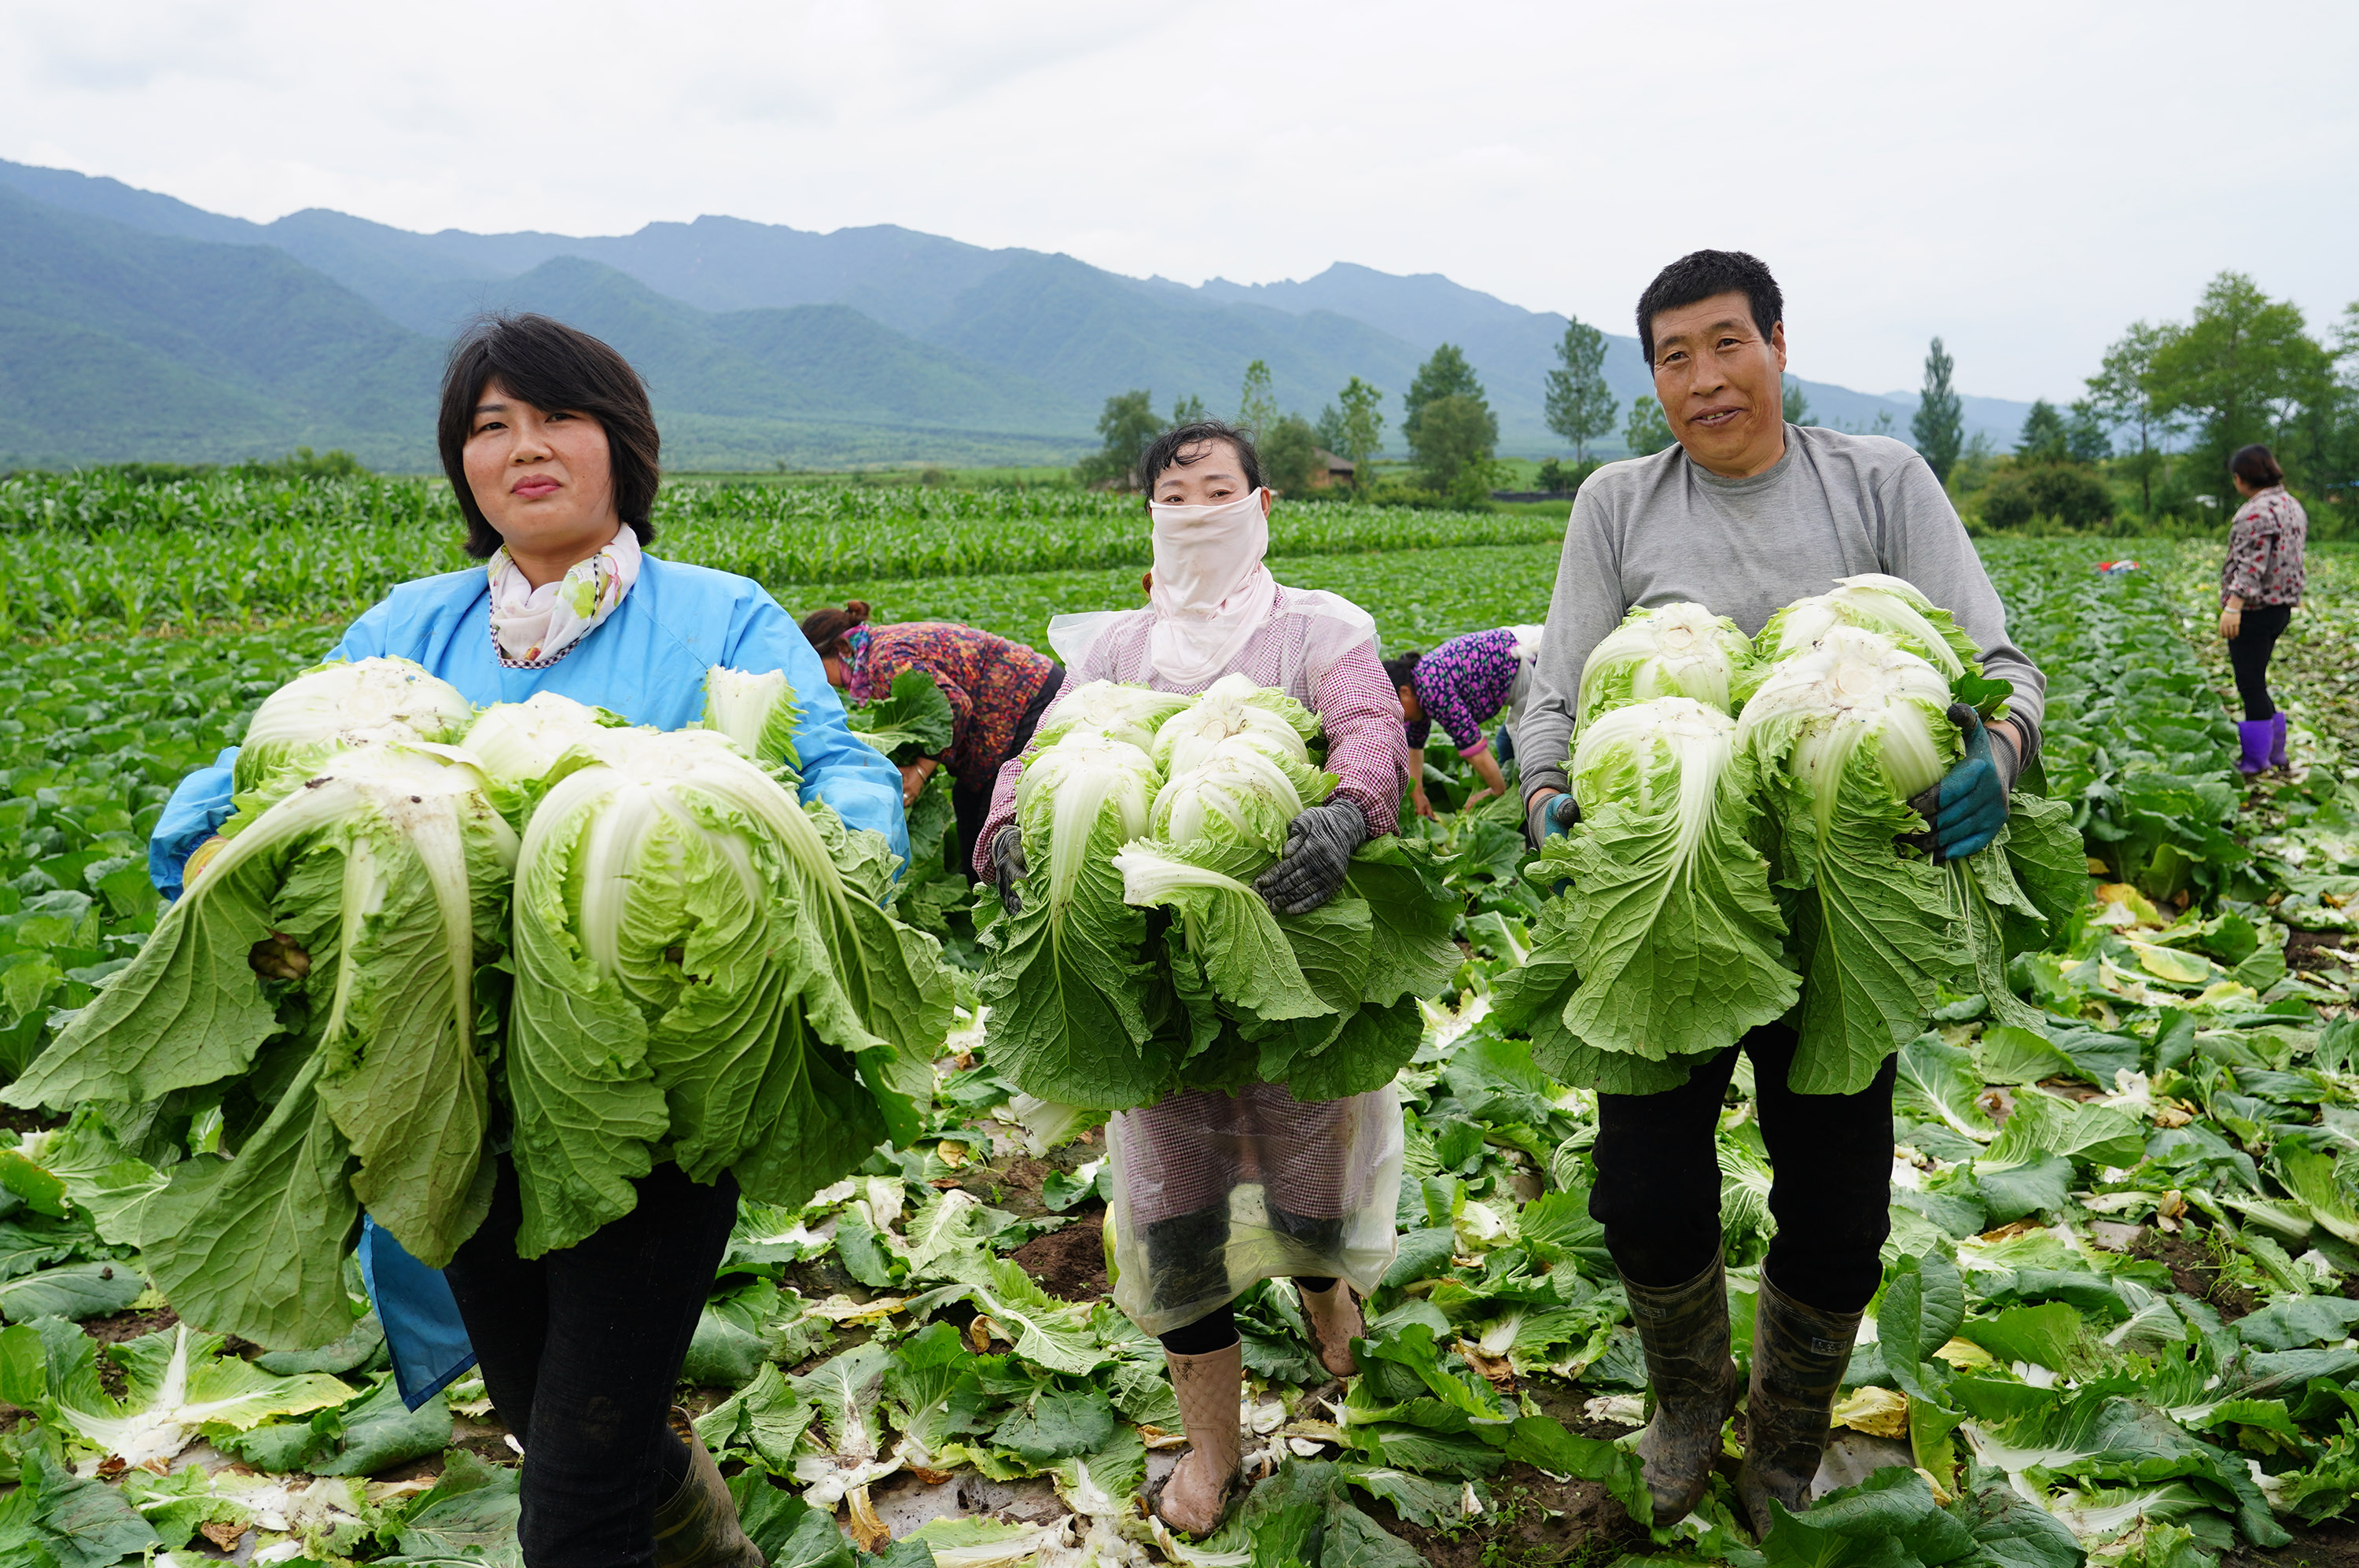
[1073,389,1160,489]
[1911,338,1964,483]
[1402,344,1486,455]
[1261,414,1323,495]
[1170,393,1207,425]
[2064,399,2111,464]
[1782,380,1812,424]
[1411,395,1500,500]
[1316,377,1386,489]
[2084,322,2179,515]
[1236,360,1279,439]
[2015,399,2068,462]
[1543,317,1616,463]
[2147,271,2334,479]
[1625,395,1676,456]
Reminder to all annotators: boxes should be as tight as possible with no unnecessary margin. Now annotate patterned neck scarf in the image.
[485,525,643,668]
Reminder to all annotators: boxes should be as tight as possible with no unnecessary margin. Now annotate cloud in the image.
[1,0,2353,399]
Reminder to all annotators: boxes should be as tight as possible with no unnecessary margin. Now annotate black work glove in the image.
[1525,790,1579,851]
[1904,705,2019,863]
[989,826,1029,916]
[1255,800,1366,915]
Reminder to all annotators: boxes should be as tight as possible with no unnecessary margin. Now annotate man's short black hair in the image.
[1635,250,1783,364]
[1138,420,1264,497]
[437,312,662,559]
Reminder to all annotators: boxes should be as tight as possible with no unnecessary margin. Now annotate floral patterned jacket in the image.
[848,622,1058,790]
[2221,486,2307,607]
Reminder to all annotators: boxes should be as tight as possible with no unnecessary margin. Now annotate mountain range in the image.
[0,158,2039,471]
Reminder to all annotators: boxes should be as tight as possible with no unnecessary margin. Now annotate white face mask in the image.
[1146,488,1274,683]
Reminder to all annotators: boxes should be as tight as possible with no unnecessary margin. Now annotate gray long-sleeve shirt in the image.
[1518,425,2045,804]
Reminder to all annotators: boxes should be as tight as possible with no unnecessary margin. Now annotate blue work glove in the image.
[1525,790,1579,850]
[1907,704,2018,863]
[990,826,1029,916]
[1256,800,1367,915]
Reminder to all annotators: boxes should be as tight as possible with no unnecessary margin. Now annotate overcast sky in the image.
[4,0,2353,403]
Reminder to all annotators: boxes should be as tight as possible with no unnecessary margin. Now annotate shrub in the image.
[1978,462,2116,531]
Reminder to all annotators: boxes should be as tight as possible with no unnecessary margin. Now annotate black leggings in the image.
[1589,1023,1896,1313]
[2227,603,2292,721]
[443,1158,739,1567]
[1147,1204,1338,1355]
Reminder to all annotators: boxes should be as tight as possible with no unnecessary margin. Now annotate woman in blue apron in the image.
[149,313,904,1567]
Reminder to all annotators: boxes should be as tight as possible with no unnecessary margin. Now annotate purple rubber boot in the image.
[2235,719,2272,775]
[2271,712,2288,768]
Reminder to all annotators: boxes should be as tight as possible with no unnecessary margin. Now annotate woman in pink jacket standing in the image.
[974,421,1411,1537]
[2219,444,2308,774]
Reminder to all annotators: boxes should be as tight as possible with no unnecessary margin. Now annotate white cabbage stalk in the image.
[1571,697,1737,858]
[1577,602,1754,723]
[699,664,800,768]
[462,692,629,808]
[235,657,474,803]
[1735,625,1955,833]
[1029,680,1194,753]
[1150,733,1330,855]
[1756,572,1978,678]
[1149,672,1319,779]
[1013,733,1161,909]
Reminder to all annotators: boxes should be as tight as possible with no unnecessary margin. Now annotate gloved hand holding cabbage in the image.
[977,674,1459,1113]
[1501,578,2086,1097]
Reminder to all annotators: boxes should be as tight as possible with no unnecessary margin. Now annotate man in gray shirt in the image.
[1518,251,2044,1537]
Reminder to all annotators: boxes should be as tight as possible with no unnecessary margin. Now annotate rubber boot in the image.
[2271,711,2288,768]
[2235,719,2272,776]
[1621,1256,1741,1526]
[1297,1280,1363,1378]
[652,1431,763,1568]
[1151,1339,1243,1536]
[1738,1272,1864,1539]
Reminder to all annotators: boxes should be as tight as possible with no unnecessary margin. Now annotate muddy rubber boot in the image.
[1738,1272,1864,1539]
[1621,1255,1741,1526]
[2236,718,2272,775]
[1151,1339,1243,1537]
[1297,1280,1363,1378]
[653,1431,763,1568]
[2272,711,2288,768]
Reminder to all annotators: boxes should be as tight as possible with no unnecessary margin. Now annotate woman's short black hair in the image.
[1635,250,1783,364]
[1382,653,1422,691]
[1137,420,1264,498]
[437,313,662,560]
[2231,444,2284,490]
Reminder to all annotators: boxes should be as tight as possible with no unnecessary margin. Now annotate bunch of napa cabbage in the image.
[1497,605,1797,1093]
[8,664,514,1349]
[978,675,1457,1113]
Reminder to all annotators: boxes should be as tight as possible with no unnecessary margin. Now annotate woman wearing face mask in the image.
[973,421,1411,1537]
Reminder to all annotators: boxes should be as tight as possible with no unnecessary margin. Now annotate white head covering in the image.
[1145,488,1275,684]
[485,524,642,667]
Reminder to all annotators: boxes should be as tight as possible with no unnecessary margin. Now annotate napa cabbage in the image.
[6,743,517,1348]
[1492,698,1796,1094]
[1753,572,1983,683]
[1577,602,1754,723]
[1029,681,1194,753]
[698,664,802,771]
[234,657,476,808]
[462,691,631,824]
[1736,625,1966,1091]
[1147,672,1320,778]
[506,727,952,1256]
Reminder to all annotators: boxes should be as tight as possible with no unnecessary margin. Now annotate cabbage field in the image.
[0,480,2351,1568]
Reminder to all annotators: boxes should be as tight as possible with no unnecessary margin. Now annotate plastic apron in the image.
[147,556,908,1408]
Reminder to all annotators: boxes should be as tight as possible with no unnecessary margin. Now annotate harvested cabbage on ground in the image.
[978,675,1459,1112]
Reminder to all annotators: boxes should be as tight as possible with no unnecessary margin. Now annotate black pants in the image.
[1148,1205,1337,1355]
[443,1157,739,1567]
[951,665,1065,879]
[1589,1024,1895,1313]
[2227,603,2292,721]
